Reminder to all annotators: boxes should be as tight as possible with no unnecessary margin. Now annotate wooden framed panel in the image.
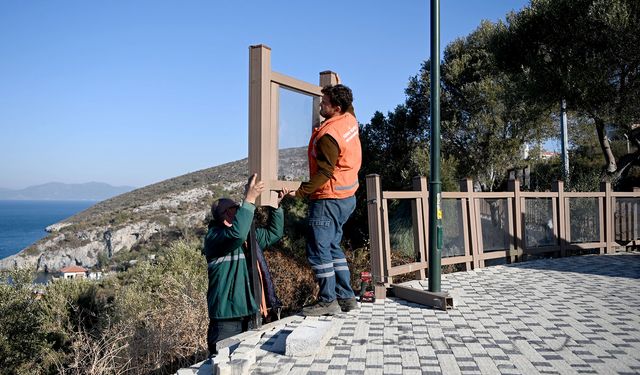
[248,44,340,207]
[522,197,556,253]
[381,195,429,282]
[474,197,485,268]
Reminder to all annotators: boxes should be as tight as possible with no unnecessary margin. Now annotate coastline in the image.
[0,200,95,261]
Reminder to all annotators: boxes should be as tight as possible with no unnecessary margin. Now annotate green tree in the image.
[0,269,58,375]
[358,19,556,195]
[408,20,554,191]
[498,0,640,184]
[360,106,428,191]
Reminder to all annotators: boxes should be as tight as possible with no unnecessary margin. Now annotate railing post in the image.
[366,174,388,299]
[635,188,640,242]
[412,176,428,280]
[601,181,613,254]
[553,181,567,257]
[508,179,523,262]
[634,188,640,243]
[460,178,480,269]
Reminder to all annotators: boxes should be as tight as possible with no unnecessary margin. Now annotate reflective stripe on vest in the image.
[208,253,246,266]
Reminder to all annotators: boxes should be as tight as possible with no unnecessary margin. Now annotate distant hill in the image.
[0,147,307,270]
[0,182,136,201]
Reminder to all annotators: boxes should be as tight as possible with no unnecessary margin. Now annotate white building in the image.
[59,265,88,279]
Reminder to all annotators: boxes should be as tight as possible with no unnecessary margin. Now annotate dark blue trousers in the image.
[207,317,249,355]
[306,196,357,302]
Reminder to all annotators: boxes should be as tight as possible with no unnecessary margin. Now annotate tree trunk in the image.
[595,118,617,173]
[609,150,640,182]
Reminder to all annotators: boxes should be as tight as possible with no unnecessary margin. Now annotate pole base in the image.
[391,284,454,311]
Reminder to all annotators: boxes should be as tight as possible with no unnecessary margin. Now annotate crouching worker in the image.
[203,174,287,355]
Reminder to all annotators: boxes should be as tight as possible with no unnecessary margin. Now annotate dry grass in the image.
[56,323,133,375]
[264,249,317,313]
[51,240,209,375]
[125,291,208,374]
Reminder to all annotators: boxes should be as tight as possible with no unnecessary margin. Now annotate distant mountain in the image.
[0,147,307,270]
[0,182,136,201]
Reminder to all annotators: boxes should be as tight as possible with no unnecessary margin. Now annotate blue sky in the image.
[0,1,530,189]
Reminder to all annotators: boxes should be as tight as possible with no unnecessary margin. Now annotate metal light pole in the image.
[428,0,442,293]
[560,99,569,183]
[389,0,452,311]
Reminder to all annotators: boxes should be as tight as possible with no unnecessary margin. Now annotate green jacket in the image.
[203,202,283,320]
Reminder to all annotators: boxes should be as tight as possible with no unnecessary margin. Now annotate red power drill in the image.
[358,271,376,303]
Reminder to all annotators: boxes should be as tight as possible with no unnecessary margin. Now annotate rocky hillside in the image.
[0,148,307,271]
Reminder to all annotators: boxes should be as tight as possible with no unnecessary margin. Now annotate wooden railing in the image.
[366,174,640,292]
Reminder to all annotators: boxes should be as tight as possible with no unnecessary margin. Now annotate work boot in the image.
[338,297,359,312]
[302,300,341,316]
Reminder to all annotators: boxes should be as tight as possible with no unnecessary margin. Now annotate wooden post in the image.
[635,191,640,243]
[508,179,523,262]
[381,198,393,285]
[319,70,340,86]
[553,181,567,257]
[412,176,428,280]
[601,181,613,254]
[366,174,387,299]
[634,188,640,242]
[460,179,480,269]
[248,45,273,206]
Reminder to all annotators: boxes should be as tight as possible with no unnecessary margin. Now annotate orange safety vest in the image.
[308,112,362,199]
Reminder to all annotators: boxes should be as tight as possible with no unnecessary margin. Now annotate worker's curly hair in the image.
[321,84,353,114]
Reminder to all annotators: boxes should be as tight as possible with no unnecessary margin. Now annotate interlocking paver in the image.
[181,252,640,374]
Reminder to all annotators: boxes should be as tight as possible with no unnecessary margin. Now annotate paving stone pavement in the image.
[185,252,640,374]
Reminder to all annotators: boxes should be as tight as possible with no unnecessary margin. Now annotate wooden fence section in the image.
[366,174,640,291]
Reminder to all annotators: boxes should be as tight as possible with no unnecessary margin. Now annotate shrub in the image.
[108,239,208,373]
[0,269,58,375]
[264,249,316,313]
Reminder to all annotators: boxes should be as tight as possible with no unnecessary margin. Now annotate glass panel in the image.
[569,197,600,243]
[277,86,315,181]
[524,198,555,247]
[442,199,465,258]
[615,198,640,242]
[386,199,418,267]
[479,198,510,251]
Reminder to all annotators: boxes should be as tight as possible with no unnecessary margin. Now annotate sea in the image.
[0,200,95,260]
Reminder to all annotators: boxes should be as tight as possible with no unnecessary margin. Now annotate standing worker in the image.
[203,174,287,355]
[291,84,362,316]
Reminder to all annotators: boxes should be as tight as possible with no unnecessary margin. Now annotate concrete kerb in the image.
[215,315,305,354]
[176,315,304,375]
[175,363,213,375]
[211,312,353,374]
[285,316,343,357]
[213,315,305,375]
